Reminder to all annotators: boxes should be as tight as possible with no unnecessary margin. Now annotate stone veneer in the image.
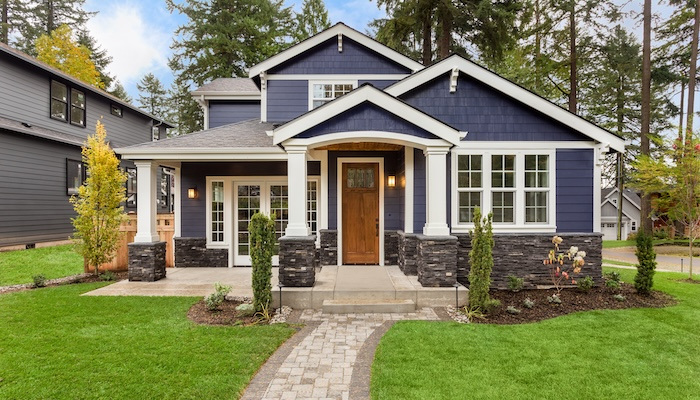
[384,230,400,265]
[453,233,603,289]
[319,230,338,266]
[416,235,458,287]
[279,235,317,287]
[174,237,228,267]
[398,231,419,275]
[128,241,166,281]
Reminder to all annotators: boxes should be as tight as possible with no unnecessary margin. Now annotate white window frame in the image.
[451,149,556,233]
[308,80,358,110]
[206,178,231,249]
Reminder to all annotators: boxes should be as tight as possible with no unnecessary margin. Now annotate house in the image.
[600,187,640,240]
[117,23,625,287]
[0,43,172,249]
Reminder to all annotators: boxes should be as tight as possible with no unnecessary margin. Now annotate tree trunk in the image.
[679,81,685,140]
[534,0,542,91]
[421,12,432,65]
[46,0,54,33]
[686,0,700,143]
[568,1,577,113]
[640,0,653,235]
[690,238,694,280]
[437,4,452,60]
[1,0,8,44]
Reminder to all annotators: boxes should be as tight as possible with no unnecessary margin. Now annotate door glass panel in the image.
[270,184,288,254]
[236,184,260,255]
[211,182,224,242]
[347,167,375,188]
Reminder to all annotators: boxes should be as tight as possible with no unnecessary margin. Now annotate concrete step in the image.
[322,299,416,314]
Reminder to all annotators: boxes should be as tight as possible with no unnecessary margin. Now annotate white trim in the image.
[336,157,384,266]
[248,23,423,77]
[195,93,261,100]
[267,74,409,81]
[116,147,287,161]
[133,161,160,243]
[205,177,231,252]
[423,147,451,236]
[404,147,414,233]
[454,141,600,149]
[593,147,604,233]
[319,150,329,231]
[174,165,181,238]
[261,75,268,122]
[284,132,453,151]
[603,187,642,211]
[273,85,461,146]
[602,198,636,221]
[307,79,358,111]
[385,55,626,153]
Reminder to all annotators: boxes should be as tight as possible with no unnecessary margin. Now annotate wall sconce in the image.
[387,175,396,188]
[187,186,198,199]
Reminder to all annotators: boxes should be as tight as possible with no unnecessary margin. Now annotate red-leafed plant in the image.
[544,236,586,295]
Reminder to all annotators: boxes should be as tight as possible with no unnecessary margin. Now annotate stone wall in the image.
[416,235,458,287]
[398,231,419,275]
[128,241,166,281]
[279,235,316,287]
[319,230,337,266]
[384,230,400,265]
[174,237,228,267]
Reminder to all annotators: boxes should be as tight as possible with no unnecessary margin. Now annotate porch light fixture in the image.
[187,186,198,199]
[387,175,396,188]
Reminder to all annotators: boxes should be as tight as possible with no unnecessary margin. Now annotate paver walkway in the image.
[242,309,443,400]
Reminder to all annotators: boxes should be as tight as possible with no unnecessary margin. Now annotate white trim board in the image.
[268,74,409,81]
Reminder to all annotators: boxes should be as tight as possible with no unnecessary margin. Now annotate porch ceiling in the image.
[315,142,403,151]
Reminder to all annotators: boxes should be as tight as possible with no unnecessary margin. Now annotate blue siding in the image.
[556,149,594,232]
[297,103,437,139]
[270,37,411,75]
[209,101,260,128]
[358,80,399,89]
[401,72,591,141]
[267,80,308,122]
[181,161,320,238]
[327,151,405,231]
[413,148,426,233]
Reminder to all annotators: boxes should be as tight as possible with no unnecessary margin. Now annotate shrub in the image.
[613,294,626,302]
[468,208,494,313]
[32,274,47,288]
[544,236,586,294]
[506,306,521,315]
[250,212,276,313]
[484,298,501,313]
[634,231,657,295]
[605,271,621,283]
[547,294,562,304]
[627,232,638,241]
[605,279,621,290]
[235,303,255,317]
[523,298,535,309]
[204,282,231,311]
[577,276,594,293]
[99,271,116,281]
[507,275,524,292]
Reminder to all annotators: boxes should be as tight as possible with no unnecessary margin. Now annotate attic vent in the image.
[450,67,459,93]
[338,33,343,53]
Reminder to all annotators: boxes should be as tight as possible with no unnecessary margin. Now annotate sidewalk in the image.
[603,247,700,275]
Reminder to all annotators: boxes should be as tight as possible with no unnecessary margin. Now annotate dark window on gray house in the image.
[66,159,84,195]
[70,89,86,126]
[126,167,137,207]
[159,168,174,212]
[110,104,123,117]
[51,80,68,121]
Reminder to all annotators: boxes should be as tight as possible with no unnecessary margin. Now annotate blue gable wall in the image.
[400,72,592,141]
[269,38,412,75]
[209,101,260,128]
[413,148,426,233]
[296,102,438,139]
[267,80,308,122]
[556,149,594,232]
[358,80,398,89]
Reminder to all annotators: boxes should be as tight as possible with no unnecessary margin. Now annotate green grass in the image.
[371,268,700,399]
[0,245,84,286]
[603,240,636,248]
[0,283,295,399]
[602,259,635,267]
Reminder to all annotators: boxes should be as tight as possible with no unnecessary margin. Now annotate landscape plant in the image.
[544,236,586,294]
[634,231,657,295]
[250,212,276,314]
[468,208,494,313]
[204,282,231,311]
[32,275,46,288]
[523,298,535,309]
[507,275,524,292]
[70,121,127,276]
[577,276,594,293]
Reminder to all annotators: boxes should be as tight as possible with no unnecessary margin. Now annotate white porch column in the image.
[285,146,310,236]
[133,160,160,243]
[423,146,451,236]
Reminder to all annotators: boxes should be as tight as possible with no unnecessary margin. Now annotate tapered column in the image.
[285,146,310,236]
[133,160,160,243]
[423,147,451,236]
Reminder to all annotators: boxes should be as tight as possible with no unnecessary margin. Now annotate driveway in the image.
[603,247,700,275]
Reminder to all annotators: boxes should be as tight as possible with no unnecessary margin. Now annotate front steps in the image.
[322,299,416,313]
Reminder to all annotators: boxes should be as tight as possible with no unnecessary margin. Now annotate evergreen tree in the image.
[136,73,168,120]
[634,231,657,294]
[1,0,30,44]
[250,212,275,313]
[167,80,202,136]
[15,0,94,55]
[109,80,132,104]
[468,208,494,313]
[35,24,103,88]
[76,30,114,89]
[293,0,330,42]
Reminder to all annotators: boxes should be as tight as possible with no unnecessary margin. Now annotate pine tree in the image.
[293,0,330,42]
[167,80,202,136]
[35,24,103,88]
[136,73,168,120]
[1,0,30,44]
[15,0,94,55]
[76,30,114,89]
[109,80,132,103]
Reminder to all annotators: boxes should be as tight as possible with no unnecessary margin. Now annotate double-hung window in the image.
[524,155,549,223]
[51,81,68,122]
[491,155,515,223]
[70,89,86,126]
[50,80,86,127]
[456,155,482,223]
[309,81,356,109]
[66,159,84,195]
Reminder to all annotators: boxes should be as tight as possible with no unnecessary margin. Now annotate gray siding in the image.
[267,80,308,122]
[0,53,153,147]
[297,103,437,139]
[413,148,426,233]
[556,149,594,232]
[269,37,411,75]
[209,101,260,128]
[400,72,592,141]
[358,80,399,89]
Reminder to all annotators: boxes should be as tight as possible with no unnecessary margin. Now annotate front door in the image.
[342,163,379,264]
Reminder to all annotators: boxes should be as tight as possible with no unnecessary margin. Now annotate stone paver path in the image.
[242,308,441,400]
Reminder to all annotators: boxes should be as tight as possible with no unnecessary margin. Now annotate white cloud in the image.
[327,0,385,34]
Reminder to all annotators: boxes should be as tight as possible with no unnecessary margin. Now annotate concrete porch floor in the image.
[83,265,468,309]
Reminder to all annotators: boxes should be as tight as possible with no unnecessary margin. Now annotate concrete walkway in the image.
[603,247,700,275]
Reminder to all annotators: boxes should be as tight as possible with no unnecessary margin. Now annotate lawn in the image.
[602,258,635,267]
[0,283,295,399]
[371,268,700,399]
[603,239,636,248]
[0,245,83,286]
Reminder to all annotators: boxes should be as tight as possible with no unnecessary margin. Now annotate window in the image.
[70,89,86,126]
[456,154,482,223]
[211,181,225,243]
[159,168,174,212]
[152,126,161,141]
[631,221,637,231]
[310,81,355,109]
[66,159,84,195]
[524,155,549,223]
[307,181,318,234]
[51,81,68,121]
[111,104,123,117]
[126,167,137,207]
[491,155,515,223]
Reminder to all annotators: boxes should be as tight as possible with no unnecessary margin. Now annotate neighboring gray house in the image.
[0,43,172,248]
[601,187,641,240]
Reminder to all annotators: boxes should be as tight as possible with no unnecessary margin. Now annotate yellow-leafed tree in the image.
[35,24,104,89]
[71,121,126,275]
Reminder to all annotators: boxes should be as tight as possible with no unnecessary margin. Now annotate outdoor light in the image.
[187,186,198,199]
[387,175,396,188]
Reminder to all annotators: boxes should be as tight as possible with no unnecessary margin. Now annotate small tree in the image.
[35,24,103,88]
[468,208,494,312]
[634,231,656,295]
[250,212,276,313]
[71,121,127,275]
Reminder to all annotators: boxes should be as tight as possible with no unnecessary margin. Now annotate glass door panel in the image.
[235,184,260,256]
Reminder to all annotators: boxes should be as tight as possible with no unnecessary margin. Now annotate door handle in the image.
[375,218,379,237]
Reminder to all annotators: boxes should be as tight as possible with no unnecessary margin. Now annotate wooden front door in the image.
[342,163,380,264]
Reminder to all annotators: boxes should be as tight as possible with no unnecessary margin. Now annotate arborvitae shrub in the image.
[468,208,494,312]
[634,231,657,295]
[250,212,276,313]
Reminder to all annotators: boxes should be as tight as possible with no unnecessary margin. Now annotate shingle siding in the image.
[413,148,426,233]
[556,149,594,232]
[209,101,260,128]
[267,80,308,122]
[358,80,399,89]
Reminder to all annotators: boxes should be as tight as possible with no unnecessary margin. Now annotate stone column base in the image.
[398,232,419,275]
[384,230,400,265]
[279,235,317,287]
[417,235,458,287]
[319,230,337,266]
[128,241,166,282]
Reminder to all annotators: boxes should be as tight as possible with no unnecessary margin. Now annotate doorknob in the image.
[375,218,379,237]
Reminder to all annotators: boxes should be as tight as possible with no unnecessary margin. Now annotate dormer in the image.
[191,78,261,130]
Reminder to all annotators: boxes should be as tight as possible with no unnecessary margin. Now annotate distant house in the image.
[0,43,172,248]
[601,188,641,240]
[117,23,625,287]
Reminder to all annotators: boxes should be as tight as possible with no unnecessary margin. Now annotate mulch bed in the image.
[187,299,261,326]
[473,283,676,325]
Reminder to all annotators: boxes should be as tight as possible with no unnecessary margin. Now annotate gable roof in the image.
[602,187,641,210]
[385,55,625,153]
[273,84,462,147]
[248,23,424,77]
[0,42,173,127]
[191,78,260,97]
